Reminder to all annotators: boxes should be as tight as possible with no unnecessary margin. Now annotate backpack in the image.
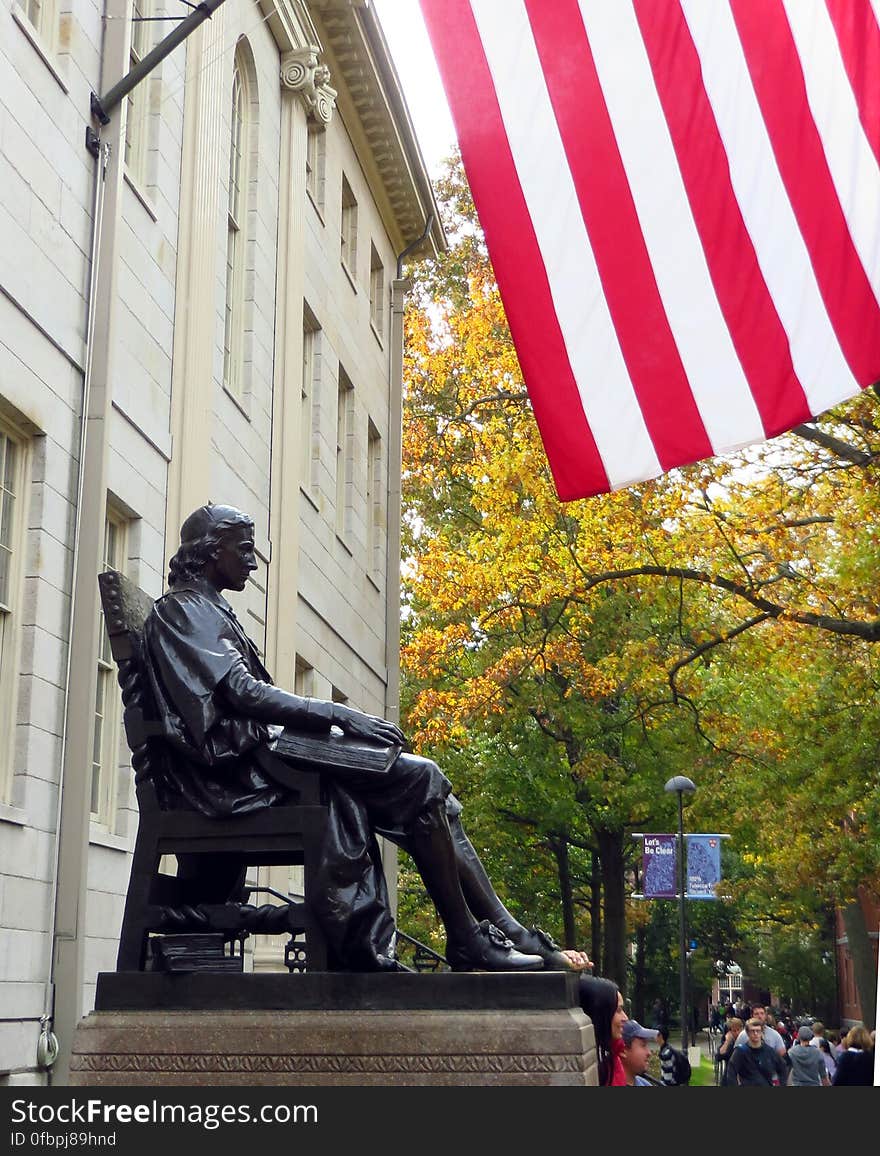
[674,1048,692,1084]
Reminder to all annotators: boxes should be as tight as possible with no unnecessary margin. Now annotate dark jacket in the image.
[832,1048,874,1086]
[728,1041,788,1086]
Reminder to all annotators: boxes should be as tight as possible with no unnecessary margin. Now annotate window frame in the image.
[335,368,354,540]
[17,0,55,51]
[124,0,152,185]
[305,123,326,217]
[340,175,358,283]
[300,305,320,492]
[369,243,385,341]
[223,51,251,402]
[0,423,28,805]
[366,418,383,582]
[91,508,128,830]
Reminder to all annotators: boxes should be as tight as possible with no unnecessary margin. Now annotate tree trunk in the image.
[597,828,627,995]
[633,918,647,1023]
[550,837,577,948]
[842,894,877,1026]
[590,852,602,968]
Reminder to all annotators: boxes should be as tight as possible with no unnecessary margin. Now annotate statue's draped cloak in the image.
[142,579,451,969]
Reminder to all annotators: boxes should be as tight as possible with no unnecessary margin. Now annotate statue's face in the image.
[212,523,257,592]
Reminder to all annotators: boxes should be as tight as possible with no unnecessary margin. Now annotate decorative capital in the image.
[281,47,337,124]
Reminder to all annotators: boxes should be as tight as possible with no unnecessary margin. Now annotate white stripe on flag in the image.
[682,0,859,415]
[470,0,662,490]
[578,0,765,454]
[784,0,880,306]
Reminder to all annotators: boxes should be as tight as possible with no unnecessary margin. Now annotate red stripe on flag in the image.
[825,0,880,169]
[732,0,880,387]
[524,0,713,469]
[419,0,609,500]
[634,0,811,437]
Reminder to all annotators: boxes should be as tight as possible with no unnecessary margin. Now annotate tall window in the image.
[19,0,55,45]
[366,420,383,579]
[305,124,325,214]
[0,427,24,802]
[369,244,384,338]
[331,686,348,707]
[340,175,357,279]
[124,0,151,183]
[301,306,319,490]
[92,510,127,827]
[335,368,354,537]
[223,52,250,399]
[294,657,314,698]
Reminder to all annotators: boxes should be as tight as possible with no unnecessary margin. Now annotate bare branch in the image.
[668,613,773,702]
[575,565,880,640]
[792,423,874,467]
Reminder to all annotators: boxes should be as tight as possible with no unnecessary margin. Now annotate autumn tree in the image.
[401,156,880,1015]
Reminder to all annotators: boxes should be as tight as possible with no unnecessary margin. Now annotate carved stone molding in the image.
[71,1052,582,1075]
[280,47,337,124]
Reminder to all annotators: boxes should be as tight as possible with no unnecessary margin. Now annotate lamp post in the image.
[664,775,696,1053]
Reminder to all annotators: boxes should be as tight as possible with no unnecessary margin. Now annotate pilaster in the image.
[165,11,229,554]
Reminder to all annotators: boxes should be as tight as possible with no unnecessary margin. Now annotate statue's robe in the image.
[142,577,451,970]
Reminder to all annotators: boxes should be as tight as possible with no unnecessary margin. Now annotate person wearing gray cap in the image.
[620,1020,663,1086]
[788,1025,831,1085]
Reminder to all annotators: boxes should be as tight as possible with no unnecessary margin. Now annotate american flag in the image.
[420,0,880,501]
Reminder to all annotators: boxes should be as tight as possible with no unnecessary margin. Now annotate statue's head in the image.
[168,503,254,587]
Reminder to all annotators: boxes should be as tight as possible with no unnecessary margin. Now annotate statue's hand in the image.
[335,705,406,747]
[559,949,593,972]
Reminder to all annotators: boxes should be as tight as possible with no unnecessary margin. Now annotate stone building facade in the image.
[0,0,441,1083]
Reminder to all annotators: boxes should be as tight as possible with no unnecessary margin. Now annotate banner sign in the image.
[642,833,677,898]
[686,835,722,899]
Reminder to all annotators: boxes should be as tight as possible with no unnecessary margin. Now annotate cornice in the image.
[308,0,445,259]
[256,0,322,54]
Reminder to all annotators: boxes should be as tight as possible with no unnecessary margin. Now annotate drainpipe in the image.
[396,213,434,279]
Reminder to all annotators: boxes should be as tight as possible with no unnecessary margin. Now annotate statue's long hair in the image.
[167,508,253,587]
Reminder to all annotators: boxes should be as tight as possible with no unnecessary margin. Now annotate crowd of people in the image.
[577,982,876,1086]
[710,1000,875,1086]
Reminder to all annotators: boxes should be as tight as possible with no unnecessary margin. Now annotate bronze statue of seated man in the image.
[143,503,591,974]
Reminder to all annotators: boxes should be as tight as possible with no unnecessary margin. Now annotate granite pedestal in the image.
[70,972,597,1086]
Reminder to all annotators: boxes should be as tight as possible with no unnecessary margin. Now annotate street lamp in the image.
[664,774,696,1053]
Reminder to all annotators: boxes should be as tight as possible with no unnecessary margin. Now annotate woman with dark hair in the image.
[579,976,628,1086]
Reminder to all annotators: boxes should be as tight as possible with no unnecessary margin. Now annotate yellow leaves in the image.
[570,751,621,783]
[401,623,472,680]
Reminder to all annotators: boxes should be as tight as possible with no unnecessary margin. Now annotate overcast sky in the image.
[371,0,457,176]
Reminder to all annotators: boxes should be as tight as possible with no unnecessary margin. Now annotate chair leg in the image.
[116,833,159,971]
[302,818,328,971]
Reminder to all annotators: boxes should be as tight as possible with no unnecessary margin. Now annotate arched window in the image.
[223,49,252,399]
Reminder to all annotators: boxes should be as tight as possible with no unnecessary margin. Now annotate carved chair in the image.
[98,570,329,973]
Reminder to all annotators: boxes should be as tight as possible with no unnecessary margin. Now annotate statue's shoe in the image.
[502,925,578,971]
[446,920,544,972]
